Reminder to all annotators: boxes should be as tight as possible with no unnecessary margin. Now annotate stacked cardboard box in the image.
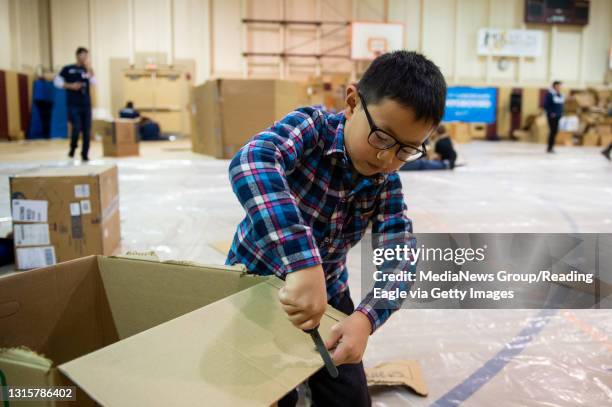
[102,119,140,157]
[446,122,471,143]
[469,123,487,140]
[0,254,345,406]
[9,165,121,270]
[191,79,310,159]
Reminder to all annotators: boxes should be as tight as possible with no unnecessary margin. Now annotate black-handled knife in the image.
[304,326,339,378]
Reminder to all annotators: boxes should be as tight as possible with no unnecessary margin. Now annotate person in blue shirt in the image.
[544,80,564,153]
[54,47,96,161]
[119,101,140,119]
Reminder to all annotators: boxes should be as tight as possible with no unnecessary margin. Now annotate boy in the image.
[226,51,446,406]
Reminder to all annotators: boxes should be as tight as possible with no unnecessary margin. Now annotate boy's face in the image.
[343,85,434,177]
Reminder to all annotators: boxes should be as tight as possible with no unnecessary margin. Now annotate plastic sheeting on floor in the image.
[1,140,611,405]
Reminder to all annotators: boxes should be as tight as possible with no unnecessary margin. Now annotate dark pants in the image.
[547,114,560,152]
[278,293,371,407]
[68,105,92,158]
[400,159,448,171]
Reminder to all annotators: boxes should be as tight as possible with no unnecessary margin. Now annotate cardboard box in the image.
[600,133,612,147]
[469,123,487,140]
[306,74,349,112]
[9,165,120,269]
[103,119,140,157]
[446,122,471,143]
[574,92,596,109]
[582,130,600,146]
[529,114,549,144]
[596,124,611,137]
[555,131,574,146]
[192,79,310,159]
[0,255,346,406]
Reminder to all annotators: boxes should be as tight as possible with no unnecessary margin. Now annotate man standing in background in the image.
[544,80,564,153]
[54,47,96,161]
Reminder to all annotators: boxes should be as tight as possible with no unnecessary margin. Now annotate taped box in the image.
[102,119,140,157]
[0,255,346,406]
[9,165,120,270]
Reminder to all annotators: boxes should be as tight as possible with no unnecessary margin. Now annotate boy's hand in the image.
[325,311,372,365]
[278,265,327,330]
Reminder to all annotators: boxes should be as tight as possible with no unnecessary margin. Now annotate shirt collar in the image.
[324,112,347,157]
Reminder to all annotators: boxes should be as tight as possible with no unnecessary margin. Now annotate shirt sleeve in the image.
[53,67,68,89]
[228,108,325,278]
[356,172,416,333]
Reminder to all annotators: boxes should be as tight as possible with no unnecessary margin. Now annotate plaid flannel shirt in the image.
[226,106,415,332]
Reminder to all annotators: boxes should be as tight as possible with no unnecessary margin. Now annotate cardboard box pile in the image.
[0,255,345,406]
[306,73,350,112]
[9,165,120,270]
[191,79,310,159]
[102,119,140,157]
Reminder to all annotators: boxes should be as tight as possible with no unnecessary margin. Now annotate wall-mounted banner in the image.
[443,87,497,123]
[361,233,611,309]
[477,28,543,57]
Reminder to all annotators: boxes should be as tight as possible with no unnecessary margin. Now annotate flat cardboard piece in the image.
[59,275,345,407]
[365,360,428,397]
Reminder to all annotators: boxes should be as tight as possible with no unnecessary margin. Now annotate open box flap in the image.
[59,277,345,406]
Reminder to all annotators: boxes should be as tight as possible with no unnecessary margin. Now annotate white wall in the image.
[1,0,610,112]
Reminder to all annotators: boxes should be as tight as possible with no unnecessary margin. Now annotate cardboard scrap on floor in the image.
[365,360,428,397]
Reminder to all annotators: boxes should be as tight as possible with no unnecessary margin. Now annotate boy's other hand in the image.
[278,265,327,330]
[325,311,372,365]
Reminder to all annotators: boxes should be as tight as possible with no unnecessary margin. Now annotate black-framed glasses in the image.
[358,92,429,163]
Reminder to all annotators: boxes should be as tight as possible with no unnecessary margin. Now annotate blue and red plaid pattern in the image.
[226,106,414,332]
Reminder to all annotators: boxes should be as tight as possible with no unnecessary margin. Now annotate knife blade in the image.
[304,327,339,378]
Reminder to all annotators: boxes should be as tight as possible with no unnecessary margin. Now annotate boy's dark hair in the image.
[76,47,88,56]
[552,80,562,87]
[126,101,134,108]
[358,51,447,125]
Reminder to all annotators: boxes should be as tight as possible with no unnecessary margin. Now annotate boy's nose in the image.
[376,148,395,164]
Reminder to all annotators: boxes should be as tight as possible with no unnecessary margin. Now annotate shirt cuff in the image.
[273,227,322,275]
[355,303,381,334]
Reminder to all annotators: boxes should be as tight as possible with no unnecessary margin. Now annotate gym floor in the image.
[1,138,610,406]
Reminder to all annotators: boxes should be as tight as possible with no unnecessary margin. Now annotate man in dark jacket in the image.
[544,80,564,153]
[54,47,96,161]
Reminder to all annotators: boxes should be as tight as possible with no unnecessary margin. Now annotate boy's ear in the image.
[345,84,359,117]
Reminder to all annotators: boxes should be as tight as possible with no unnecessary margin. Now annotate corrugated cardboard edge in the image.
[365,360,428,397]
